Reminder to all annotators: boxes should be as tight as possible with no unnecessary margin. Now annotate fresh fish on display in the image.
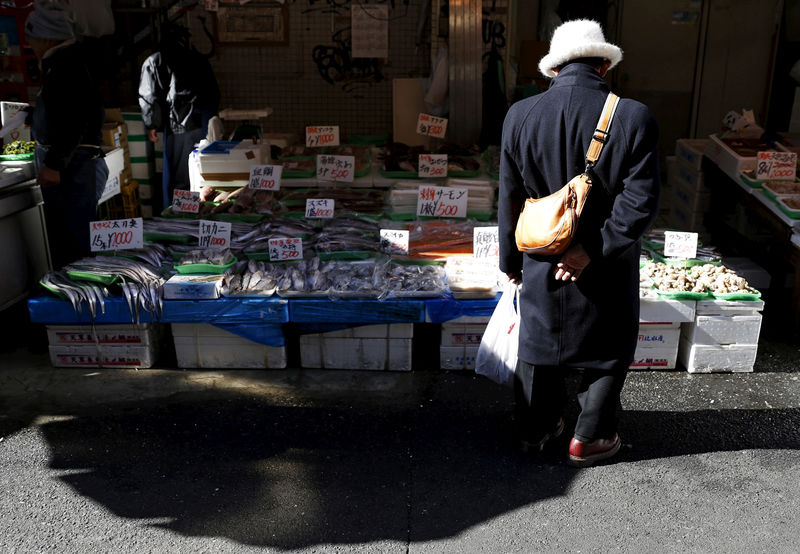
[40,271,108,319]
[179,249,236,266]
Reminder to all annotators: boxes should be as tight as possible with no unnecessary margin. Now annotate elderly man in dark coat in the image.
[498,19,660,466]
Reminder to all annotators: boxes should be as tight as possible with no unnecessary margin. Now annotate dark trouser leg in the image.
[170,128,205,191]
[574,367,627,442]
[514,360,566,441]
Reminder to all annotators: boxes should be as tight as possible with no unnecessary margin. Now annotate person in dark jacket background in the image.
[26,3,108,270]
[138,23,219,210]
[498,20,660,467]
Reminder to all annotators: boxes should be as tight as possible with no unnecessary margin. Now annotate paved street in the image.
[1,331,799,554]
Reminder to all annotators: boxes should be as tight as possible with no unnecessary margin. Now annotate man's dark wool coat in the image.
[498,62,660,370]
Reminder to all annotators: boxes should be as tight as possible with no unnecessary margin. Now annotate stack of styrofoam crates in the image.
[439,315,490,370]
[46,324,163,368]
[678,299,763,373]
[632,296,696,369]
[299,324,413,371]
[669,139,711,236]
[122,111,156,218]
[172,323,286,369]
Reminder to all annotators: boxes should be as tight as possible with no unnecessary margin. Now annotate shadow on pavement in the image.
[20,382,799,549]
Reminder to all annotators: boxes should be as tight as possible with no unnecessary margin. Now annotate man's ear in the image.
[598,59,612,77]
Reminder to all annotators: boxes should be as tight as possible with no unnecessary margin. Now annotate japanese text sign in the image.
[316,154,355,182]
[305,198,335,218]
[418,154,448,178]
[417,185,468,218]
[416,113,448,138]
[268,237,303,261]
[249,164,282,190]
[473,226,499,258]
[172,189,200,214]
[90,218,143,252]
[755,151,796,181]
[663,231,698,259]
[380,229,410,256]
[198,220,231,250]
[306,125,340,147]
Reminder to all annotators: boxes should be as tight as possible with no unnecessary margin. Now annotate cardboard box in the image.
[163,274,225,300]
[46,323,161,346]
[98,146,126,204]
[49,344,157,368]
[172,323,286,369]
[679,337,757,373]
[101,122,126,149]
[629,346,678,370]
[440,316,490,347]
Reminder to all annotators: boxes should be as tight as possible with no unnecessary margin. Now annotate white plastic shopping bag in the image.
[475,281,520,386]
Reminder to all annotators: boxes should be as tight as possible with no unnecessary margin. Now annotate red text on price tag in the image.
[316,154,355,182]
[198,220,231,250]
[418,154,448,178]
[89,217,144,252]
[249,164,282,190]
[417,185,468,218]
[664,231,698,259]
[268,237,303,261]
[473,226,499,258]
[172,189,200,214]
[755,151,797,181]
[306,125,340,147]
[416,113,448,138]
[305,198,335,218]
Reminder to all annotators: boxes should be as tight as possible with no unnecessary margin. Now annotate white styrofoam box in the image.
[704,134,753,181]
[670,176,711,214]
[679,337,757,373]
[681,314,762,345]
[669,202,707,232]
[128,137,150,158]
[131,160,153,180]
[695,298,764,315]
[98,146,126,203]
[629,346,678,370]
[637,322,681,348]
[121,112,146,136]
[441,322,488,347]
[163,274,224,300]
[675,138,708,171]
[154,132,164,153]
[318,323,413,339]
[47,323,161,346]
[139,184,152,199]
[299,335,412,371]
[155,156,163,172]
[639,297,696,323]
[673,157,708,192]
[49,344,156,368]
[171,323,286,369]
[197,141,270,176]
[440,345,479,370]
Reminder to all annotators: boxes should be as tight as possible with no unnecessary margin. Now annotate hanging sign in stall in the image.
[380,229,410,256]
[418,154,448,178]
[755,151,797,181]
[249,164,282,190]
[306,125,340,148]
[305,198,335,218]
[417,185,468,218]
[351,4,389,58]
[90,218,143,252]
[198,220,231,250]
[0,102,31,141]
[172,189,200,214]
[473,226,499,258]
[664,231,698,259]
[416,113,448,139]
[268,237,303,261]
[316,155,355,182]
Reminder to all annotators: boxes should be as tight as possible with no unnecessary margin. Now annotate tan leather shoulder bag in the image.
[515,92,620,255]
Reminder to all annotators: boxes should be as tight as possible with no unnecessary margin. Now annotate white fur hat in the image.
[539,19,622,78]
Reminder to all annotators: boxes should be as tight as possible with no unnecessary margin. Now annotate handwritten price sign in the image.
[380,229,409,255]
[305,198,335,218]
[663,231,698,259]
[473,226,499,258]
[416,113,448,139]
[317,154,355,182]
[198,220,231,250]
[268,237,303,261]
[172,189,200,214]
[418,154,448,178]
[249,165,282,190]
[755,151,796,181]
[306,125,340,148]
[89,217,143,252]
[417,185,468,218]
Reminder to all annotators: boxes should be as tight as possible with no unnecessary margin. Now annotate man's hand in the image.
[147,129,159,143]
[554,243,590,282]
[37,166,60,187]
[505,271,522,285]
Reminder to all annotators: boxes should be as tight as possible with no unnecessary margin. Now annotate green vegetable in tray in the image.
[2,140,35,155]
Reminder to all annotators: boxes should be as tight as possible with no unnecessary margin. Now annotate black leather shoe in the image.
[519,418,565,454]
[567,434,621,467]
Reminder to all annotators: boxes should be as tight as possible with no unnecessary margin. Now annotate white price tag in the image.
[417,185,468,218]
[306,125,340,148]
[380,229,409,255]
[416,113,448,138]
[418,154,448,178]
[89,218,144,252]
[172,189,200,214]
[0,101,30,141]
[755,151,797,181]
[268,237,303,261]
[198,220,231,250]
[305,198,335,218]
[249,164,282,190]
[473,226,499,258]
[316,154,355,182]
[663,231,698,259]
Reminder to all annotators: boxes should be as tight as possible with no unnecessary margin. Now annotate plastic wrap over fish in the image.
[379,262,447,298]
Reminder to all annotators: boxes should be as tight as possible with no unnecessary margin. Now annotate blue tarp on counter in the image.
[162,297,289,324]
[289,298,425,323]
[28,294,158,324]
[424,294,501,323]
